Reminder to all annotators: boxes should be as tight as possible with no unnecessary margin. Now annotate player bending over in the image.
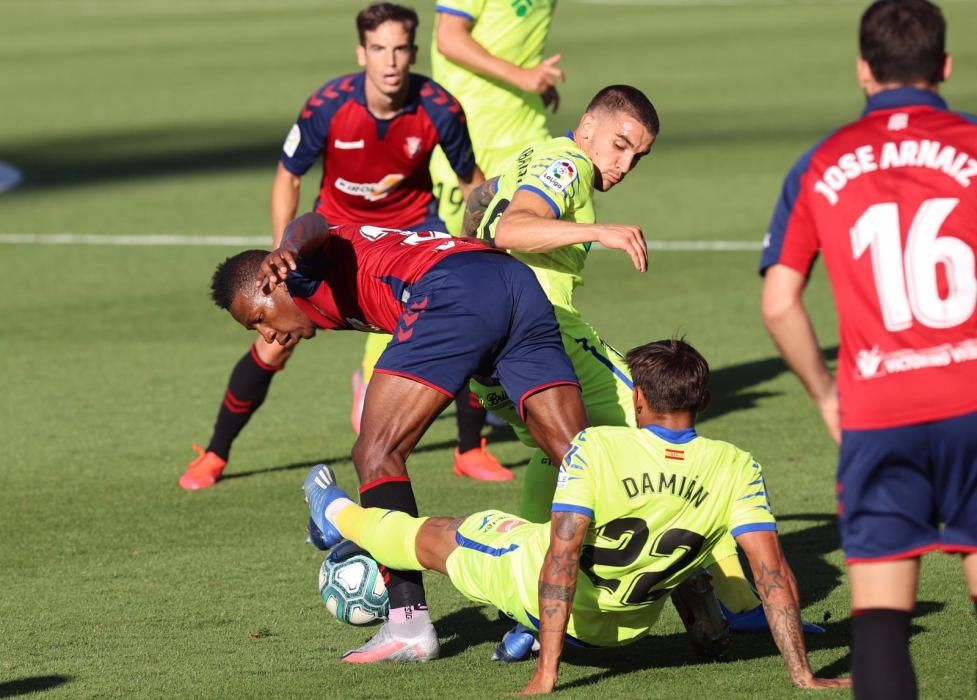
[211,212,587,662]
[305,339,849,694]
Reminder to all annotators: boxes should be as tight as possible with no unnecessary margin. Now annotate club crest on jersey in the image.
[404,136,422,159]
[335,173,405,201]
[539,159,577,193]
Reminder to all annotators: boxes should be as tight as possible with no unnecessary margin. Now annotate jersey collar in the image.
[644,424,698,444]
[863,86,947,116]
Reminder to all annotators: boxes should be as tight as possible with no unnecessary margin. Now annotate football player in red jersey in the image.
[182,3,507,493]
[211,212,587,662]
[760,2,977,697]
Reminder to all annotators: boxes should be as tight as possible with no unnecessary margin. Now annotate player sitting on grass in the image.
[305,339,849,694]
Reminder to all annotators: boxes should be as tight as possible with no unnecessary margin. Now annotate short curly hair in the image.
[210,249,268,310]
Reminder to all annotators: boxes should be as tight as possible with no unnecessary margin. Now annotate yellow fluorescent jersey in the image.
[537,425,777,647]
[431,0,554,156]
[476,134,596,310]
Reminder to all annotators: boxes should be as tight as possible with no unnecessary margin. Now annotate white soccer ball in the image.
[318,540,389,625]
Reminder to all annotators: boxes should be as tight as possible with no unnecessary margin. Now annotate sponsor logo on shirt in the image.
[283,124,301,157]
[539,159,577,194]
[335,174,405,201]
[855,338,977,379]
[404,136,422,159]
[334,138,365,150]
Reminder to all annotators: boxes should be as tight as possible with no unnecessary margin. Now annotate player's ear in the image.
[856,56,874,91]
[356,44,367,68]
[698,390,711,416]
[942,53,952,83]
[578,112,596,142]
[632,387,648,419]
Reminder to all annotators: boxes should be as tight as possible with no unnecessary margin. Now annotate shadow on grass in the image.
[702,347,839,424]
[0,676,72,698]
[2,124,283,193]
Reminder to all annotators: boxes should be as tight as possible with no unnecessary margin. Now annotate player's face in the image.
[229,287,316,349]
[357,21,416,99]
[579,111,654,192]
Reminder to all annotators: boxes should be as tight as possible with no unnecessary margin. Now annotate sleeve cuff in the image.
[730,522,778,538]
[551,503,594,519]
[518,184,561,218]
[435,5,475,20]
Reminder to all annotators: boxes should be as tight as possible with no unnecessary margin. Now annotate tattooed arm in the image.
[736,531,850,690]
[257,212,331,294]
[520,510,591,696]
[461,176,500,239]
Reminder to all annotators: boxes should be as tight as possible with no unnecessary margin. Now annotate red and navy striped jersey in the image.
[280,72,475,228]
[284,223,500,334]
[761,88,977,430]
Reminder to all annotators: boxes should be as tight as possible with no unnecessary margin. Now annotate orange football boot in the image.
[452,438,513,482]
[179,444,227,490]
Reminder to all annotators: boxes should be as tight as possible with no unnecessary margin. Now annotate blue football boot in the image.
[303,464,347,550]
[491,623,540,662]
[720,602,825,634]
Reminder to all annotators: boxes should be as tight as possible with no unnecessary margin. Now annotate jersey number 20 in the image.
[851,197,976,331]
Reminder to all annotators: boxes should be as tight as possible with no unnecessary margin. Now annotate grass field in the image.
[3,0,977,697]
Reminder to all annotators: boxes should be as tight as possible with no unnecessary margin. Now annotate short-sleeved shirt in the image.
[760,88,977,430]
[284,223,497,334]
[431,0,554,157]
[475,134,596,310]
[485,425,775,647]
[280,72,475,228]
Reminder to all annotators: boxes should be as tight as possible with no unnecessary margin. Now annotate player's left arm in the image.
[736,531,849,690]
[461,176,499,237]
[456,163,485,203]
[760,265,838,443]
[257,212,331,294]
[522,510,591,696]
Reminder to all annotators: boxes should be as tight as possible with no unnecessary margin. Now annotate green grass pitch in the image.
[2,0,976,697]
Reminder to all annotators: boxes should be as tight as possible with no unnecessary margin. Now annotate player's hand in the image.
[514,670,556,695]
[542,85,560,113]
[814,384,840,444]
[595,224,647,272]
[792,674,851,690]
[518,54,564,95]
[257,247,298,295]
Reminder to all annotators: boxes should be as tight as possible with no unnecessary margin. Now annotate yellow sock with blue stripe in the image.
[335,504,427,571]
[519,449,558,523]
[708,554,761,613]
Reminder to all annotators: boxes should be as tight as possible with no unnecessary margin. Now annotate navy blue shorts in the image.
[374,251,579,418]
[838,410,977,563]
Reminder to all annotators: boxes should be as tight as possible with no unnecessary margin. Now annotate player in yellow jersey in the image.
[305,339,848,693]
[462,85,797,637]
[355,0,563,480]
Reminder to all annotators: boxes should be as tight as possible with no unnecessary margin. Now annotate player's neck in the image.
[364,80,409,120]
[640,410,695,432]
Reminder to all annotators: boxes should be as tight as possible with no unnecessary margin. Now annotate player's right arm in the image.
[735,531,848,690]
[435,12,563,109]
[270,163,302,246]
[761,265,838,442]
[495,189,648,271]
[523,509,591,696]
[257,212,330,294]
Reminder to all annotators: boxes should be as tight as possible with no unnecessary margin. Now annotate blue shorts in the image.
[838,411,977,563]
[374,251,579,417]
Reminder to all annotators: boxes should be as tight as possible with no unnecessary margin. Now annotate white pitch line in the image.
[0,232,762,251]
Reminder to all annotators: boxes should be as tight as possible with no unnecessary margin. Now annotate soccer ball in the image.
[318,540,389,625]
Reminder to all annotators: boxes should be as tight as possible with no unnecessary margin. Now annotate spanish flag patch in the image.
[665,448,685,461]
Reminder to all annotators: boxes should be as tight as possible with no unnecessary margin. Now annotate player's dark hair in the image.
[860,0,946,86]
[211,249,269,310]
[356,2,419,46]
[626,338,709,414]
[585,85,660,137]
